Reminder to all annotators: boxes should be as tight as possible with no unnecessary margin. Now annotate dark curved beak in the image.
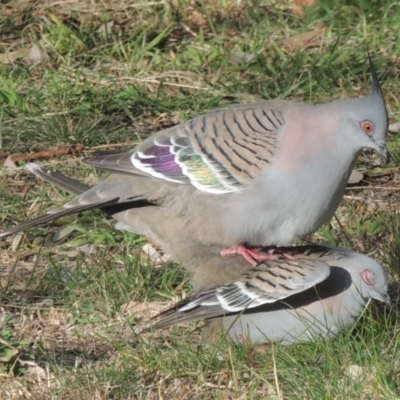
[372,290,391,306]
[374,140,390,163]
[382,293,392,307]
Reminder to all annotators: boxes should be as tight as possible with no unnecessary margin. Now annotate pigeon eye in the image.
[360,120,375,136]
[361,269,375,285]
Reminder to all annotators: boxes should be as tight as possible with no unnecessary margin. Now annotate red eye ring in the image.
[361,269,375,285]
[360,120,375,136]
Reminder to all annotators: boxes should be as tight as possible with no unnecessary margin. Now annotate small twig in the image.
[346,185,400,190]
[0,144,84,165]
[89,141,138,150]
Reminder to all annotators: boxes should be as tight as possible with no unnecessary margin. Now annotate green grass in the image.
[0,0,400,398]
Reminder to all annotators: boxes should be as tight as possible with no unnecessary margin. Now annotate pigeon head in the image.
[360,53,389,160]
[347,255,390,306]
[335,55,389,162]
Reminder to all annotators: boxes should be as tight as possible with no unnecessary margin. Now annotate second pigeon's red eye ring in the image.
[360,120,375,136]
[361,269,376,285]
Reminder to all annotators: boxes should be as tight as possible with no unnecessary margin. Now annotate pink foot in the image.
[220,244,279,266]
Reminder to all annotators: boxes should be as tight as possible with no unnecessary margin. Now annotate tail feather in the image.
[149,295,227,331]
[1,163,119,238]
[1,163,155,238]
[26,163,89,195]
[0,200,117,239]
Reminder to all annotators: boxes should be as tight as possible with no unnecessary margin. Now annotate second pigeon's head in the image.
[331,56,389,162]
[341,252,391,306]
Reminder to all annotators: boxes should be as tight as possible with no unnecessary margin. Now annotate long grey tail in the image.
[26,163,90,195]
[0,163,153,239]
[148,296,227,331]
[151,307,226,331]
[0,163,113,238]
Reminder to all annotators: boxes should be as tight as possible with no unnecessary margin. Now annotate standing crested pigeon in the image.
[152,245,390,344]
[0,165,390,344]
[0,56,389,265]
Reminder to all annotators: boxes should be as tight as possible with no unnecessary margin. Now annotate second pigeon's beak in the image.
[374,140,390,163]
[381,293,392,307]
[372,290,392,306]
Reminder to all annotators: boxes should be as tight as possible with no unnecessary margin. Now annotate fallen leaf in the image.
[50,225,74,243]
[141,243,171,266]
[0,48,30,64]
[36,298,54,307]
[293,0,316,16]
[282,27,325,52]
[389,121,400,131]
[186,7,209,31]
[344,364,377,382]
[28,43,46,63]
[365,167,398,177]
[19,360,48,380]
[348,170,364,185]
[3,156,18,171]
[11,233,23,251]
[229,51,256,65]
[77,243,97,255]
[153,113,181,129]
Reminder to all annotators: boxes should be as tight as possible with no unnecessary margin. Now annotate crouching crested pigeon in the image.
[0,56,389,266]
[152,245,390,344]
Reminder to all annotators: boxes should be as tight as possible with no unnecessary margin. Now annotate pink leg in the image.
[220,244,279,266]
[221,245,299,266]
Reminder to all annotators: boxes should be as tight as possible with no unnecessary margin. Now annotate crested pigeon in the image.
[152,245,390,344]
[0,57,389,266]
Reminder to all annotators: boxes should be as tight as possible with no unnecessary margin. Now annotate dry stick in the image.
[0,144,84,165]
[347,186,400,190]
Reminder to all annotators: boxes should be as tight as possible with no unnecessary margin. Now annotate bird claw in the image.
[221,244,290,266]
